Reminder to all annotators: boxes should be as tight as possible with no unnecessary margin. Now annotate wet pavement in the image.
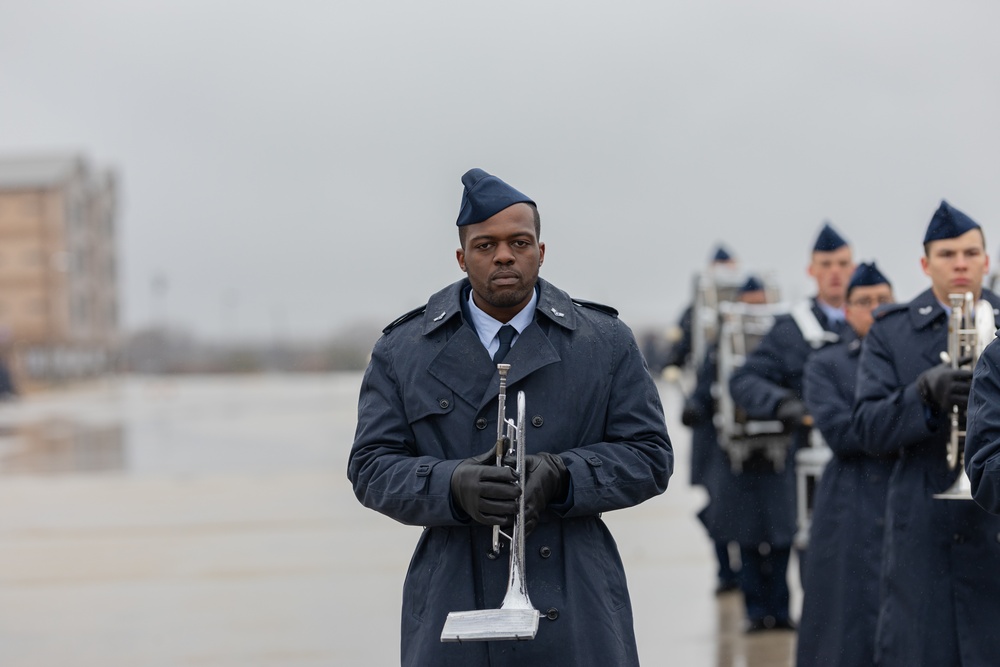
[0,375,799,666]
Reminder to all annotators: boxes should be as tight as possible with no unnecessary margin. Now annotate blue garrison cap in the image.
[813,222,848,252]
[456,168,535,227]
[712,245,733,262]
[923,200,981,244]
[740,275,765,293]
[847,261,891,296]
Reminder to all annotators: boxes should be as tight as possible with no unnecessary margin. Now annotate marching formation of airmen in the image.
[666,201,1000,666]
[350,167,1000,666]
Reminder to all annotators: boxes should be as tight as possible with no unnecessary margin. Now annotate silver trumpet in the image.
[934,292,996,500]
[440,363,540,642]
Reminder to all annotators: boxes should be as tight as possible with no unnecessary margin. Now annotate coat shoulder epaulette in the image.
[874,302,908,321]
[382,305,426,334]
[572,299,619,318]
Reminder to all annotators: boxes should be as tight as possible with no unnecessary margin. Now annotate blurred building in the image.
[0,154,118,383]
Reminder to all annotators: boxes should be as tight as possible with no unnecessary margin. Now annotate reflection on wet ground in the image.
[0,375,798,666]
[0,420,126,474]
[716,592,796,667]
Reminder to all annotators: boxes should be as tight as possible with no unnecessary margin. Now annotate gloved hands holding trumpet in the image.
[451,448,569,536]
[449,362,570,540]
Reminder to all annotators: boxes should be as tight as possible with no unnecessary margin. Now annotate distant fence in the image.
[15,345,115,382]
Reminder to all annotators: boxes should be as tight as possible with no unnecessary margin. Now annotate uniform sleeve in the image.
[346,335,466,527]
[556,322,674,518]
[728,319,797,419]
[852,318,936,456]
[966,341,1000,514]
[803,351,863,456]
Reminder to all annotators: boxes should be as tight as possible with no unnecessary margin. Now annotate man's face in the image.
[845,284,894,338]
[456,203,545,323]
[808,246,854,308]
[739,289,768,305]
[921,229,990,303]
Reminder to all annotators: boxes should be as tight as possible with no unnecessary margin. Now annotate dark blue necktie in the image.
[493,325,515,364]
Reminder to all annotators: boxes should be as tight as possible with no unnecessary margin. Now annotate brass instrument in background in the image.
[715,301,794,473]
[934,292,996,500]
[441,363,540,642]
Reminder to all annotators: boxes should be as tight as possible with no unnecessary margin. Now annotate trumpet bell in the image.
[441,385,540,643]
[440,608,540,642]
[932,468,974,500]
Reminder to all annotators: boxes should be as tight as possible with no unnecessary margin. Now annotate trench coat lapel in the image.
[424,277,568,412]
[426,320,562,412]
[426,324,497,409]
[477,320,561,411]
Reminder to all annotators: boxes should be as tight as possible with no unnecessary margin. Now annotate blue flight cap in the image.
[813,222,848,252]
[923,200,981,244]
[712,245,733,262]
[847,261,891,296]
[739,275,765,293]
[456,168,535,227]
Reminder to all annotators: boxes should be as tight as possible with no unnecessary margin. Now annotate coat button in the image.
[545,608,559,621]
[532,415,544,427]
[438,398,450,409]
[539,546,551,558]
[475,418,488,430]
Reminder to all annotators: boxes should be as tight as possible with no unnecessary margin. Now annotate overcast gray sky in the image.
[2,0,999,341]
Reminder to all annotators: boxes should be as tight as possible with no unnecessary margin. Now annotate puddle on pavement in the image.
[0,419,125,474]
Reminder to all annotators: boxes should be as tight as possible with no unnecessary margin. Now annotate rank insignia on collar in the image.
[919,306,933,315]
[550,307,565,317]
[432,310,447,322]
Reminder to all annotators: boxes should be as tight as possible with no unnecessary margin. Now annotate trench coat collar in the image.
[847,335,862,357]
[423,278,570,411]
[420,277,578,335]
[906,287,1000,330]
[908,288,946,331]
[907,287,1000,367]
[422,278,577,336]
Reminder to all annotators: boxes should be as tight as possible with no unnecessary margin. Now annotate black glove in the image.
[450,448,521,526]
[520,453,569,536]
[681,401,702,427]
[775,398,809,427]
[917,362,973,412]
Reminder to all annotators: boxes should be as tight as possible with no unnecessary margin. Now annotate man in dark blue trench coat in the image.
[967,337,1000,514]
[853,200,1000,667]
[796,262,896,667]
[727,222,854,631]
[683,275,769,595]
[348,168,673,666]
